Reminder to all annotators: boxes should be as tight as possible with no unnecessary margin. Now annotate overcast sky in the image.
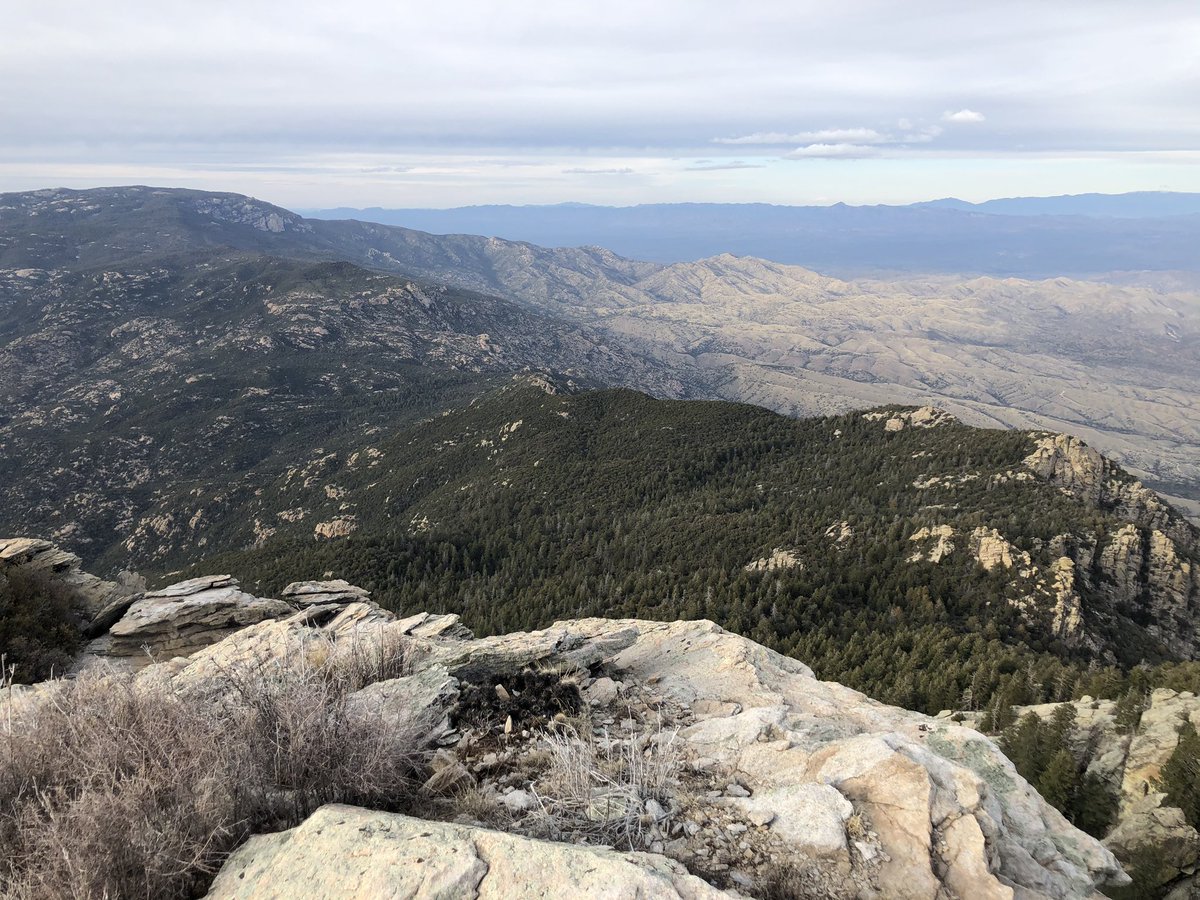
[2,0,1199,208]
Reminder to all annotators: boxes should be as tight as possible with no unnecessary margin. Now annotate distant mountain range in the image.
[3,187,1196,528]
[302,192,1200,277]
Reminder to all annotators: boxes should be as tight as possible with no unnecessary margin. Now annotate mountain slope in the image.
[5,186,1196,513]
[173,381,1200,716]
[0,245,682,569]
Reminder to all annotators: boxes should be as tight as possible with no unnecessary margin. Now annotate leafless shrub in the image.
[0,674,240,899]
[0,630,425,900]
[324,625,412,692]
[223,642,421,828]
[526,718,682,850]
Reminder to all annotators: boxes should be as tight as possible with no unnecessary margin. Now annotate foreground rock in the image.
[7,556,1127,898]
[172,612,1125,898]
[206,805,724,900]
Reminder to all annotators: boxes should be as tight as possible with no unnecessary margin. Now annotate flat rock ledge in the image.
[74,576,420,673]
[205,805,722,900]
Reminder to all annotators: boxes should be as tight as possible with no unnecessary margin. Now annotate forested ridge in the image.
[176,382,1200,716]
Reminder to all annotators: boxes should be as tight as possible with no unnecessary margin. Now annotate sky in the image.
[2,0,1199,209]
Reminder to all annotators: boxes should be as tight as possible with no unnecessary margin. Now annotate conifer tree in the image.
[1159,721,1200,829]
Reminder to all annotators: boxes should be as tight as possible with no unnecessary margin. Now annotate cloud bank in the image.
[2,0,1198,205]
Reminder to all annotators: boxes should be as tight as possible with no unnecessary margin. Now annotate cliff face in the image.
[965,689,1200,897]
[5,565,1126,899]
[1022,435,1200,659]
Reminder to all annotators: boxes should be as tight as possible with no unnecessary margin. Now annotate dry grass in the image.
[526,718,682,850]
[0,632,423,900]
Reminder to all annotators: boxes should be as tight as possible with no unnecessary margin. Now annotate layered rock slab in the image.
[78,575,291,671]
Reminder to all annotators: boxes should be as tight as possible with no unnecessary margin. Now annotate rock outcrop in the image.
[1024,434,1192,547]
[76,575,292,671]
[7,559,1130,897]
[170,610,1125,898]
[0,537,131,618]
[908,524,955,563]
[205,805,726,900]
[1014,434,1200,658]
[963,688,1200,896]
[743,548,803,572]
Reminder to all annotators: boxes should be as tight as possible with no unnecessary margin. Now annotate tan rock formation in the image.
[909,525,955,563]
[76,575,292,672]
[744,548,803,572]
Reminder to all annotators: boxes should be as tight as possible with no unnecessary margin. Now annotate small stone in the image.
[495,684,511,701]
[724,783,751,798]
[500,789,536,813]
[747,809,775,827]
[645,799,669,821]
[726,823,748,835]
[586,676,622,706]
[684,821,701,837]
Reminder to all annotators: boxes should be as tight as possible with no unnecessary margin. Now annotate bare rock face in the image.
[11,559,1126,900]
[908,524,955,563]
[205,805,726,900]
[963,689,1200,895]
[393,618,1120,898]
[123,609,1127,897]
[864,406,957,432]
[1024,435,1200,658]
[743,548,803,572]
[1024,434,1189,545]
[972,527,1033,573]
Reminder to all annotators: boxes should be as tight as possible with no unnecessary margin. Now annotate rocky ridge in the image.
[7,563,1129,899]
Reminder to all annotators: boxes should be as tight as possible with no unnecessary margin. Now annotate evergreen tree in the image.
[1158,721,1200,829]
[1037,749,1078,813]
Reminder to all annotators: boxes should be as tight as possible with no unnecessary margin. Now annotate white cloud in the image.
[716,128,885,145]
[784,143,880,160]
[901,125,944,143]
[942,109,987,124]
[561,167,635,175]
[685,161,764,171]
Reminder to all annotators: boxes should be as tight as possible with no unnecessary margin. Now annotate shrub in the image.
[1158,720,1200,829]
[0,635,423,899]
[0,568,82,683]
